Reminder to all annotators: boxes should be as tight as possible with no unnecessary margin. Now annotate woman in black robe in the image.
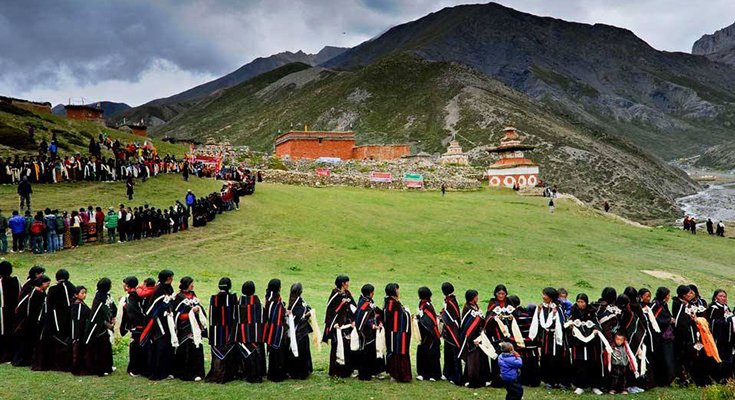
[384,282,412,382]
[528,287,568,389]
[206,277,239,383]
[484,284,515,387]
[0,261,21,363]
[236,281,265,383]
[416,286,441,381]
[440,282,462,385]
[12,275,50,366]
[264,278,288,382]
[71,285,90,375]
[566,293,604,395]
[650,287,676,387]
[19,265,45,299]
[459,289,489,388]
[707,289,734,382]
[322,274,356,378]
[638,287,661,389]
[84,278,116,376]
[39,269,76,372]
[120,276,147,377]
[354,283,385,381]
[173,276,206,381]
[672,285,702,385]
[286,282,313,379]
[141,269,176,380]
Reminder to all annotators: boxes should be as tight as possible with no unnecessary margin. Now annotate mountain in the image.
[52,101,131,118]
[108,46,347,127]
[323,3,735,161]
[154,56,697,224]
[693,21,735,66]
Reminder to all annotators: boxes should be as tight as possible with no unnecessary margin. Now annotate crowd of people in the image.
[683,215,726,236]
[0,181,253,255]
[0,265,732,398]
[0,132,187,188]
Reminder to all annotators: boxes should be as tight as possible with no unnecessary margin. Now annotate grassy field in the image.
[1,175,733,399]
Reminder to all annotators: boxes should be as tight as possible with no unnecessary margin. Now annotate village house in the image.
[64,104,104,123]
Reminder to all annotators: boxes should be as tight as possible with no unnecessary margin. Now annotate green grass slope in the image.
[154,55,697,223]
[0,103,188,158]
[0,177,732,399]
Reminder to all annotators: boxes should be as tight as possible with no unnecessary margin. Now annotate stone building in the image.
[274,130,411,161]
[0,96,52,114]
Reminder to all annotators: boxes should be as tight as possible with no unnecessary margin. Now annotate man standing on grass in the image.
[104,207,119,243]
[18,176,32,212]
[185,189,196,217]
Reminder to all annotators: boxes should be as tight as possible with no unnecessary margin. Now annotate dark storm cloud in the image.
[0,1,227,91]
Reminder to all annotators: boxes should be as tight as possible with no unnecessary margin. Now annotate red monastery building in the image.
[64,104,104,123]
[486,126,539,188]
[274,130,410,161]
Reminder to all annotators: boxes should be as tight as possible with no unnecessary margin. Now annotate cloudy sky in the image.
[1,0,733,107]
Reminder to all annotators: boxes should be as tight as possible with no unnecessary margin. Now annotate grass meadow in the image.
[1,174,733,399]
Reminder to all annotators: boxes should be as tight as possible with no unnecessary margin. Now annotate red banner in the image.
[316,168,331,177]
[369,172,393,183]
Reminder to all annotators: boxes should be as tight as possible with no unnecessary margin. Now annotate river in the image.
[677,182,735,223]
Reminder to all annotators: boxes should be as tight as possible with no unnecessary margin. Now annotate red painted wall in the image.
[352,145,410,160]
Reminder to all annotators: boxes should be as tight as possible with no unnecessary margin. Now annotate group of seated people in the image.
[0,264,731,395]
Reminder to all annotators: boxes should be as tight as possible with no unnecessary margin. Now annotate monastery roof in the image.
[275,130,355,146]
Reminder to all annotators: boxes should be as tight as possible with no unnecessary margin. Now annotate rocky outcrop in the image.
[693,22,735,65]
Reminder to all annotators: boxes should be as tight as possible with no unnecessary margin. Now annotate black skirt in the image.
[267,345,288,382]
[174,339,205,381]
[286,336,313,379]
[463,349,490,388]
[84,336,113,376]
[237,344,264,383]
[148,337,174,380]
[416,341,441,380]
[387,352,412,382]
[205,345,238,384]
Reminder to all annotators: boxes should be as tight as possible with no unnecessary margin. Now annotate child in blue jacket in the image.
[498,342,523,400]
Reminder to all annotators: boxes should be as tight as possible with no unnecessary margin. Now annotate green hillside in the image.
[0,102,188,158]
[154,55,696,224]
[1,177,732,399]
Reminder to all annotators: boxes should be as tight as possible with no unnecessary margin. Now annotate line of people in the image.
[683,215,726,236]
[1,266,732,397]
[0,188,235,254]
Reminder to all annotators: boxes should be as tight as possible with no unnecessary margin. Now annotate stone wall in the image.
[261,162,483,191]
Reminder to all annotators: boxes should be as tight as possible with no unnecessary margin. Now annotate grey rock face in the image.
[693,21,735,65]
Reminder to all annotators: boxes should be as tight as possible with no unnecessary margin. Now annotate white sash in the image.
[308,310,322,352]
[166,311,179,348]
[350,325,360,351]
[376,326,386,359]
[335,325,346,365]
[287,314,299,357]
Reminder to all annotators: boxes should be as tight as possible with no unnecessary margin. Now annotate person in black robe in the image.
[619,288,648,392]
[384,282,412,382]
[354,283,386,381]
[264,278,288,382]
[707,289,734,383]
[12,274,50,366]
[0,261,21,363]
[637,288,660,390]
[236,281,265,383]
[322,274,356,378]
[19,265,45,299]
[650,287,675,387]
[528,287,568,389]
[141,269,176,380]
[459,289,489,388]
[672,285,702,385]
[566,294,604,395]
[440,282,462,385]
[84,278,116,376]
[206,277,239,383]
[42,269,76,371]
[70,285,90,375]
[120,276,147,377]
[508,295,541,387]
[416,286,441,381]
[173,276,206,381]
[484,284,515,387]
[286,282,313,379]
